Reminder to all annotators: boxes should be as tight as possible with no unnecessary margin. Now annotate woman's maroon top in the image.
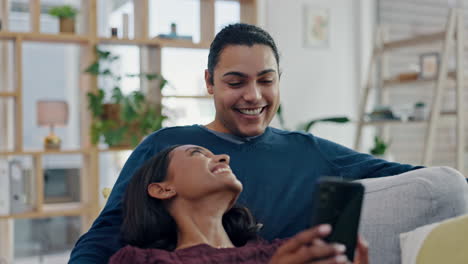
[109,239,286,264]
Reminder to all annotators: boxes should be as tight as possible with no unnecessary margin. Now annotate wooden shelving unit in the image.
[380,31,446,52]
[383,72,457,87]
[0,0,257,261]
[354,8,465,171]
[0,202,86,220]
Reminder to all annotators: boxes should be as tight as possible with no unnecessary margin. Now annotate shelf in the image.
[0,31,90,44]
[0,202,86,220]
[382,31,446,52]
[361,111,456,126]
[361,120,427,126]
[0,32,210,48]
[162,95,213,99]
[98,37,211,49]
[99,147,134,152]
[155,38,211,49]
[0,92,18,97]
[383,72,456,87]
[0,149,90,156]
[99,37,159,46]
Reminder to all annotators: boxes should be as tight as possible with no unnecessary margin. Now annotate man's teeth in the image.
[238,108,263,115]
[213,167,231,174]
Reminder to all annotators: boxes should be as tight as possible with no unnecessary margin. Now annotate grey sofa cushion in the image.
[357,167,468,264]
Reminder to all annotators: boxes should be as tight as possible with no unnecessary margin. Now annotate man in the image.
[69,23,420,263]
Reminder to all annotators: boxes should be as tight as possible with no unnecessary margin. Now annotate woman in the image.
[110,145,369,264]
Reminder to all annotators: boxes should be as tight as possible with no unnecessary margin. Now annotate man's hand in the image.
[269,224,349,264]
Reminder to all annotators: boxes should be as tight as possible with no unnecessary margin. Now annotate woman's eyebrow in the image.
[185,146,206,153]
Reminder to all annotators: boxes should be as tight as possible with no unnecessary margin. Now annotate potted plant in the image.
[48,5,78,33]
[370,136,392,160]
[85,47,168,147]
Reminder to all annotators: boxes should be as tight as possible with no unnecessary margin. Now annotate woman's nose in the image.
[216,154,230,164]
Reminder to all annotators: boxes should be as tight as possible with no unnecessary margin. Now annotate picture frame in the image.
[419,52,440,80]
[303,6,330,48]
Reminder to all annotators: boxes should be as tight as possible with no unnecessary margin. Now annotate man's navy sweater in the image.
[69,125,421,263]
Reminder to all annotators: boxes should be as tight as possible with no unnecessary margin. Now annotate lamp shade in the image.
[37,100,69,126]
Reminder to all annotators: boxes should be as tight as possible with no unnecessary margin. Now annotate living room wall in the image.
[259,0,376,149]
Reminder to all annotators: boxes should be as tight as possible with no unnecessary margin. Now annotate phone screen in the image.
[310,177,365,261]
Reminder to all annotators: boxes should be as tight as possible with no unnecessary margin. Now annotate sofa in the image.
[357,167,468,264]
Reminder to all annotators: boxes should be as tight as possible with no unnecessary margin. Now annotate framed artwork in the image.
[303,6,330,48]
[419,52,440,80]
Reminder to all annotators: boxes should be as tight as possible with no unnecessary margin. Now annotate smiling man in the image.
[205,44,280,137]
[69,23,422,263]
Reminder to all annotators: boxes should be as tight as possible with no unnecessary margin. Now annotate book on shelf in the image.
[0,159,10,215]
[9,160,32,214]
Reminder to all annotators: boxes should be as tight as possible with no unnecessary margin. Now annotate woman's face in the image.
[165,145,243,201]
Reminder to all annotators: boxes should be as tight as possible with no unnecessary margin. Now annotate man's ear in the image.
[205,69,214,95]
[148,183,176,200]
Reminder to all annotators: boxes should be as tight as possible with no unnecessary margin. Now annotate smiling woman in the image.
[118,145,258,251]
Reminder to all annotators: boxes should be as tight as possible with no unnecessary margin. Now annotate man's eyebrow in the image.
[222,71,247,78]
[257,69,276,76]
[222,69,276,78]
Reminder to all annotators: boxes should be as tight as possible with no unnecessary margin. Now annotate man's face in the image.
[205,44,280,137]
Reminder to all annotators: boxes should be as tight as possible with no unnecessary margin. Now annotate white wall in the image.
[261,0,375,148]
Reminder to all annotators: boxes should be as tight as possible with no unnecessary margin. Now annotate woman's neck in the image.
[171,199,235,250]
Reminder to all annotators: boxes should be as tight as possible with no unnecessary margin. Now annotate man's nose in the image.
[243,83,262,102]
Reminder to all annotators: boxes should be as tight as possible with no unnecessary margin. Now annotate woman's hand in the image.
[269,224,349,264]
[353,236,369,264]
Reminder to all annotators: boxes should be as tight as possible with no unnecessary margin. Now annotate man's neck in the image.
[205,121,231,134]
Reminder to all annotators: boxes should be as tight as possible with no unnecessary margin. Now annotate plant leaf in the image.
[159,78,168,90]
[96,49,111,59]
[300,116,350,132]
[146,73,158,81]
[111,87,124,104]
[84,62,100,75]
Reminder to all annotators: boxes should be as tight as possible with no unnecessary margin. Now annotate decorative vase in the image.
[59,18,75,33]
[412,106,427,121]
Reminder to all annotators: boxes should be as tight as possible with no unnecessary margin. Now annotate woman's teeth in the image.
[238,107,263,115]
[213,167,231,174]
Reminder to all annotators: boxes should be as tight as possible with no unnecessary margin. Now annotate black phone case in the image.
[310,177,365,261]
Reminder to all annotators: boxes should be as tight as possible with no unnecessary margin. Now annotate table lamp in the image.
[37,100,69,150]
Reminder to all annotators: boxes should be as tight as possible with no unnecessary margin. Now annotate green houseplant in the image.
[48,5,78,33]
[276,104,350,132]
[370,136,390,156]
[85,47,168,147]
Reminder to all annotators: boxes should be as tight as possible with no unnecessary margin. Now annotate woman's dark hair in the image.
[120,145,260,251]
[207,23,280,84]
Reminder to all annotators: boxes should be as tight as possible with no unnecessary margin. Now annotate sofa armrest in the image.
[356,167,468,264]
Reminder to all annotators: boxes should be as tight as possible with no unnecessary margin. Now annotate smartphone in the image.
[310,177,365,261]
